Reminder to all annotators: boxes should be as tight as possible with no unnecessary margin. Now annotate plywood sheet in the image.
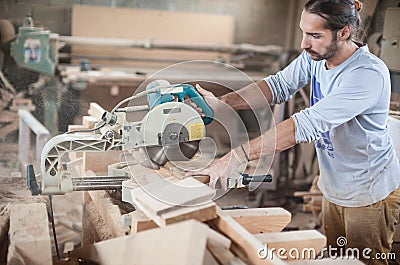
[71,5,235,67]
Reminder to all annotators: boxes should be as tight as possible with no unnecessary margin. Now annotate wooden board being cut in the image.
[131,177,216,215]
[72,5,234,67]
[129,177,217,227]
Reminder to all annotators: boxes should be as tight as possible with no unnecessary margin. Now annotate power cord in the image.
[48,195,60,260]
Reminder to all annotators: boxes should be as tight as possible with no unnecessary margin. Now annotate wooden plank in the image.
[254,230,326,260]
[71,219,230,265]
[209,207,287,265]
[161,202,217,226]
[131,210,158,233]
[222,207,291,234]
[82,115,99,128]
[130,202,217,231]
[71,5,234,68]
[7,203,52,265]
[207,240,246,265]
[130,189,217,227]
[67,124,89,133]
[131,177,215,216]
[0,176,47,264]
[87,102,106,120]
[84,150,122,173]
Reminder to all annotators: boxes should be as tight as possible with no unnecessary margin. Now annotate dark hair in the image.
[304,0,364,41]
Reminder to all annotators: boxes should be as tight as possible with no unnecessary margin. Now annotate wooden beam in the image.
[161,202,217,226]
[254,230,326,260]
[88,102,106,120]
[67,124,90,132]
[131,177,215,215]
[82,115,99,128]
[7,203,52,265]
[130,202,218,232]
[129,177,217,226]
[222,207,291,234]
[209,207,287,265]
[84,150,122,173]
[131,210,158,233]
[207,240,246,265]
[72,220,231,265]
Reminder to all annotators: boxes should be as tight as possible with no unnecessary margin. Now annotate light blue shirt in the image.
[265,46,400,207]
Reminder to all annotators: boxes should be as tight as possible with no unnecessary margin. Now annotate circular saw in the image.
[140,80,214,166]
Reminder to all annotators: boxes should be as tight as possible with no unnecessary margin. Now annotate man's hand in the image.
[185,149,244,190]
[187,84,223,118]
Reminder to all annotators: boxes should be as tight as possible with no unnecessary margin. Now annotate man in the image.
[186,0,400,264]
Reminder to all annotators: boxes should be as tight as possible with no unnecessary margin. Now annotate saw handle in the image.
[178,84,214,125]
[241,173,272,185]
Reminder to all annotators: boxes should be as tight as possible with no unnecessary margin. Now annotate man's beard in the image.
[306,40,338,61]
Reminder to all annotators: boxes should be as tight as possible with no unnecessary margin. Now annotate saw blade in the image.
[144,141,199,166]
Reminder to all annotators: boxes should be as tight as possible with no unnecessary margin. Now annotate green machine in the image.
[8,17,61,133]
[10,20,58,76]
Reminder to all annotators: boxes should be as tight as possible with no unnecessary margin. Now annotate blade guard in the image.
[147,81,214,125]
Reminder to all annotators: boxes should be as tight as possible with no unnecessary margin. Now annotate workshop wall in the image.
[0,0,290,46]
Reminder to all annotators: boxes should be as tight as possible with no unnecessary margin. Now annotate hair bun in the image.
[354,0,362,11]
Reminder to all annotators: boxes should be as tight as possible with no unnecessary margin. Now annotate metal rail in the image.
[58,36,283,56]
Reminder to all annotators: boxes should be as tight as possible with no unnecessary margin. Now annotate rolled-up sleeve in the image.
[265,51,312,105]
[292,67,385,143]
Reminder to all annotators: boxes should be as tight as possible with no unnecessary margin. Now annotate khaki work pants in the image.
[322,186,400,265]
